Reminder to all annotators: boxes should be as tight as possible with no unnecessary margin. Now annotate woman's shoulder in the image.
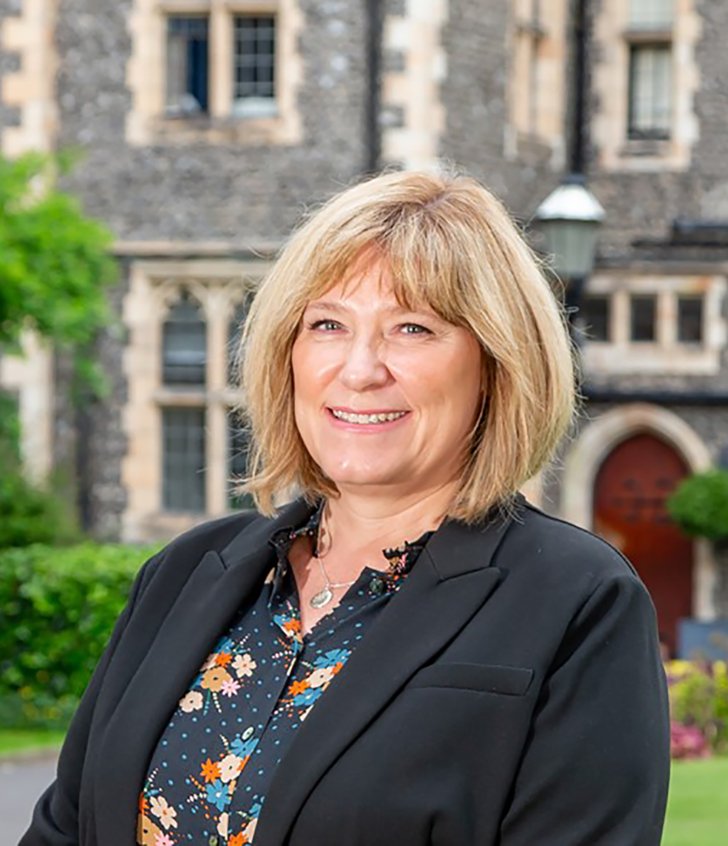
[492,501,658,636]
[502,498,642,588]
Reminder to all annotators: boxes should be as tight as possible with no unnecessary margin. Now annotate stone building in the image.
[1,0,727,653]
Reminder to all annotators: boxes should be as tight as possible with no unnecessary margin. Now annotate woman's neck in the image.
[322,482,456,557]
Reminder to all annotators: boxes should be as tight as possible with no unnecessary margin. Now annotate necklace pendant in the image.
[310,586,334,609]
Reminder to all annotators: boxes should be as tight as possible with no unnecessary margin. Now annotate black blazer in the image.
[21,497,670,846]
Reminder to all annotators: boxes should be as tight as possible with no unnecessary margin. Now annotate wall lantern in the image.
[534,174,605,280]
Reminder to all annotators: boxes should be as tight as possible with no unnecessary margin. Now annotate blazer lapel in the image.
[255,506,516,846]
[94,499,314,846]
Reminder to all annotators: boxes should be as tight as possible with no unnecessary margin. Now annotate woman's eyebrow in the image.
[306,300,437,317]
[305,300,348,313]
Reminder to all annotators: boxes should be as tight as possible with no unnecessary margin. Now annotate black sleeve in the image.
[19,551,163,846]
[499,573,671,845]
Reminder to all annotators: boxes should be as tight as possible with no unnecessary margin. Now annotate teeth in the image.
[331,409,407,424]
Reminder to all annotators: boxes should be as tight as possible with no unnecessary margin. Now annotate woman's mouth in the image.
[329,408,408,425]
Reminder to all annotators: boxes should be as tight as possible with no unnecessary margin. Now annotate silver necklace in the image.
[309,510,356,609]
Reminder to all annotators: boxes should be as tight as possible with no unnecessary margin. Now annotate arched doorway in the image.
[593,433,693,656]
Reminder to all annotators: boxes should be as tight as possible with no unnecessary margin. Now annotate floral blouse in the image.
[137,505,430,846]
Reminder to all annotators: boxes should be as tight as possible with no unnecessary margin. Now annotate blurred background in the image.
[2,0,728,811]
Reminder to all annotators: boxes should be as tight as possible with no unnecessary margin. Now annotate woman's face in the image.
[291,259,483,499]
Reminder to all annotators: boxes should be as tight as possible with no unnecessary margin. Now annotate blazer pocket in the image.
[407,662,534,696]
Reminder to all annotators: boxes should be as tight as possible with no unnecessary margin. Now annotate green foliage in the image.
[0,542,157,728]
[666,470,728,541]
[0,389,20,465]
[0,388,80,547]
[0,473,66,549]
[0,151,117,391]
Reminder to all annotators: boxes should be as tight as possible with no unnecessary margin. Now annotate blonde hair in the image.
[238,169,576,522]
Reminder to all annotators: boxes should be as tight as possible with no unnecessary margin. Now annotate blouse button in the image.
[369,576,385,596]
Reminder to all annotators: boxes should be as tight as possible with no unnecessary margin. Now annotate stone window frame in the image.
[380,2,447,171]
[592,0,701,172]
[126,0,303,146]
[504,0,568,163]
[580,271,726,375]
[121,259,267,542]
[0,0,59,156]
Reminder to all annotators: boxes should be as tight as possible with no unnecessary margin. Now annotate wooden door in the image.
[593,433,693,657]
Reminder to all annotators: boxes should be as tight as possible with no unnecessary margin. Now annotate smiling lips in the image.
[329,408,408,425]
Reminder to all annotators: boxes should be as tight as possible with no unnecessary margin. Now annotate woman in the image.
[22,170,670,846]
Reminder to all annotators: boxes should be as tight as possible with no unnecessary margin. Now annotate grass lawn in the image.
[0,728,66,757]
[662,757,728,846]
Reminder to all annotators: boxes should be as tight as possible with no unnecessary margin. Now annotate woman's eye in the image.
[400,323,432,335]
[308,319,342,332]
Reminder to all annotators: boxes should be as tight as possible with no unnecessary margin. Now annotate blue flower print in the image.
[217,636,236,654]
[205,778,231,811]
[138,506,426,843]
[230,734,259,759]
[291,686,323,707]
[314,648,351,668]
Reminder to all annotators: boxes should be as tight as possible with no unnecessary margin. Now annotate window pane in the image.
[233,15,276,100]
[628,44,671,139]
[228,411,254,509]
[581,295,611,342]
[162,407,206,511]
[163,296,207,386]
[630,295,657,342]
[166,16,209,114]
[629,0,673,29]
[677,296,703,343]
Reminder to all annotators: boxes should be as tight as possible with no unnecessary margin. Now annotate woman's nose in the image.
[337,336,391,391]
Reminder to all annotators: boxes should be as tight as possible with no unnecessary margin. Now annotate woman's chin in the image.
[323,463,406,491]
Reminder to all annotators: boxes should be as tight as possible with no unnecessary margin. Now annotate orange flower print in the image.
[136,813,162,846]
[284,618,302,636]
[229,833,246,846]
[287,679,309,697]
[215,652,232,667]
[200,758,221,783]
[200,666,232,692]
[138,794,148,815]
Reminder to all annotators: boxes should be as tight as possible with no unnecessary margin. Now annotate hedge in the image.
[0,542,158,728]
[0,472,74,549]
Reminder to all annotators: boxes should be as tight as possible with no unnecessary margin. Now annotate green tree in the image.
[667,469,728,541]
[0,151,115,541]
[0,151,117,386]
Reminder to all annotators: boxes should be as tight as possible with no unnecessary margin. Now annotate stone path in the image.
[0,753,57,844]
